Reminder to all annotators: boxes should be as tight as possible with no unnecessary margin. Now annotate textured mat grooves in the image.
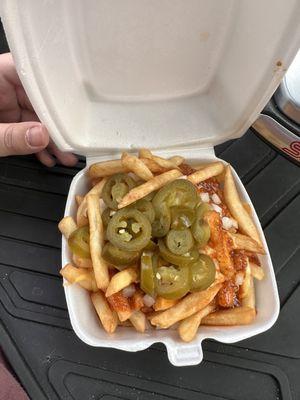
[0,127,298,400]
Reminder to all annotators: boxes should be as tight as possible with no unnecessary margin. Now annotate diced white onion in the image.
[222,216,233,230]
[143,294,155,307]
[211,193,221,204]
[211,203,222,214]
[222,216,238,230]
[235,272,244,286]
[200,192,210,203]
[122,284,136,298]
[109,210,116,216]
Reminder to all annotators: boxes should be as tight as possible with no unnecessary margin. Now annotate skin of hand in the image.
[0,53,78,167]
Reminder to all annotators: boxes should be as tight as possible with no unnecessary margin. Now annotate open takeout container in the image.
[2,0,300,366]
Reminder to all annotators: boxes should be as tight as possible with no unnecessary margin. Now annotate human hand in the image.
[0,53,78,167]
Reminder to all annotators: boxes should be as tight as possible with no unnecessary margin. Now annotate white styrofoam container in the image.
[63,149,279,366]
[2,0,300,366]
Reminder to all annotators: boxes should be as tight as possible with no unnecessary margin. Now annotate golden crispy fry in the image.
[242,275,255,309]
[138,148,153,159]
[58,216,77,239]
[60,263,98,292]
[107,292,133,321]
[239,262,251,299]
[121,152,153,181]
[153,297,178,311]
[75,195,84,207]
[228,232,265,254]
[116,310,133,322]
[187,162,224,184]
[149,282,222,329]
[169,155,185,166]
[243,202,252,215]
[138,149,183,169]
[151,155,179,170]
[118,169,182,209]
[91,291,118,333]
[140,157,166,173]
[105,267,138,297]
[87,194,109,291]
[224,166,262,245]
[89,159,128,178]
[202,306,256,326]
[77,178,107,227]
[178,303,215,342]
[91,179,102,187]
[250,263,265,280]
[72,254,93,269]
[129,310,147,333]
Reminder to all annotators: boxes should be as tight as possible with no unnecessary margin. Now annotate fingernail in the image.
[26,125,47,147]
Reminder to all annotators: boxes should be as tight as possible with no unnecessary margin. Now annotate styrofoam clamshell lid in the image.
[1,0,300,156]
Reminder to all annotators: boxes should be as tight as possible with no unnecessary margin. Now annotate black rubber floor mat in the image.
[1,19,300,400]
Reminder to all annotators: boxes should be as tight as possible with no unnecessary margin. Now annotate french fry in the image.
[151,155,179,170]
[105,268,138,297]
[178,303,215,342]
[243,202,252,215]
[75,195,84,207]
[202,306,256,326]
[239,262,251,299]
[169,155,185,166]
[89,159,128,178]
[129,310,147,333]
[245,251,261,266]
[118,169,182,209]
[250,263,265,280]
[107,291,133,321]
[187,162,224,184]
[60,263,98,292]
[138,148,184,169]
[121,152,153,181]
[91,291,118,333]
[224,166,262,245]
[77,178,107,227]
[72,254,93,269]
[228,232,265,254]
[242,275,255,309]
[58,216,77,239]
[138,148,153,159]
[149,282,222,329]
[140,157,166,173]
[91,179,102,187]
[87,194,109,291]
[153,297,178,311]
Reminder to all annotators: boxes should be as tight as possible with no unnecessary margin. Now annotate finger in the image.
[35,149,56,167]
[20,109,39,122]
[47,140,78,166]
[16,85,35,112]
[0,122,49,156]
[0,53,22,87]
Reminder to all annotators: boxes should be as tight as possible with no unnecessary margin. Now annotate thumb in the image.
[0,122,49,156]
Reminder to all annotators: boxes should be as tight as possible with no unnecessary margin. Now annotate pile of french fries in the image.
[59,149,265,342]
